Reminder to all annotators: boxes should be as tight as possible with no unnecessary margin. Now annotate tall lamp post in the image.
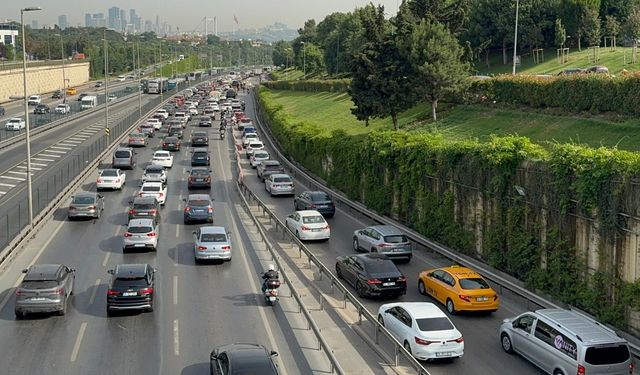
[301,41,306,79]
[136,40,142,117]
[104,28,109,140]
[55,33,67,103]
[21,6,42,229]
[512,0,520,75]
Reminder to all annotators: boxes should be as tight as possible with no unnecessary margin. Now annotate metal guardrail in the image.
[248,91,640,362]
[232,149,345,375]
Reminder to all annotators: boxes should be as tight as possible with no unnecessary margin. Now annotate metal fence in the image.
[0,59,85,72]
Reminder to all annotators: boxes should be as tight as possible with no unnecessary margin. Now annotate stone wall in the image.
[0,62,90,103]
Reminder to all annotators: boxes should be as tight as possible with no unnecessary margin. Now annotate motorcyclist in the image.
[261,264,279,292]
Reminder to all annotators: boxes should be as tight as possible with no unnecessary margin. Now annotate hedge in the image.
[470,73,640,115]
[262,79,350,93]
[256,86,640,330]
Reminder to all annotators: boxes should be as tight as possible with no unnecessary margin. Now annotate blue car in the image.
[183,194,214,224]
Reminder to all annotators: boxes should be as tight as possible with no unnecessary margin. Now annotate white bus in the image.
[147,78,168,94]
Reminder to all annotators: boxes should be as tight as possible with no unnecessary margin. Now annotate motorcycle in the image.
[262,277,281,306]
[220,127,226,140]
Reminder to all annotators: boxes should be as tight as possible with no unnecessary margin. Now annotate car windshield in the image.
[188,200,210,206]
[114,151,130,158]
[585,344,630,365]
[72,196,94,204]
[365,260,398,275]
[193,133,206,137]
[165,138,178,143]
[254,153,268,158]
[249,143,262,148]
[265,164,281,170]
[113,277,148,288]
[415,317,454,332]
[274,177,291,183]
[101,170,118,177]
[146,166,163,173]
[200,233,227,242]
[154,153,170,158]
[20,280,58,289]
[143,186,161,192]
[310,192,330,201]
[128,226,153,233]
[383,235,408,244]
[459,277,491,290]
[134,203,156,210]
[302,216,325,224]
[191,170,209,176]
[130,133,144,138]
[193,152,208,157]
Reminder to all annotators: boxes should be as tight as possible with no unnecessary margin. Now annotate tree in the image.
[555,18,567,47]
[603,14,621,38]
[301,42,325,75]
[406,19,470,121]
[622,5,640,43]
[581,7,601,46]
[405,0,471,35]
[271,40,292,67]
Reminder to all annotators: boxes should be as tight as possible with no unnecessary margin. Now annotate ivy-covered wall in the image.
[256,87,640,333]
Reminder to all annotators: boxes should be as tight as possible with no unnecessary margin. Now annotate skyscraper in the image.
[58,15,68,30]
[120,9,127,31]
[31,20,38,29]
[94,13,106,28]
[85,13,92,27]
[155,15,159,33]
[108,7,119,29]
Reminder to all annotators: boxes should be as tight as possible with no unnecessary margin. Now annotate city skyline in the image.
[0,0,399,34]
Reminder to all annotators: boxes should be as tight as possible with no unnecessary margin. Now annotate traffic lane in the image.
[234,135,545,375]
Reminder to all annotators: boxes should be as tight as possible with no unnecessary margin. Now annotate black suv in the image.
[191,131,209,146]
[128,196,161,223]
[210,344,279,375]
[34,104,50,114]
[106,263,156,316]
[191,148,210,166]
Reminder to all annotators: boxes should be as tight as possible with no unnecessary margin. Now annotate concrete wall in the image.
[0,62,90,103]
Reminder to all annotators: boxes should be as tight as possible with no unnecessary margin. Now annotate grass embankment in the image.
[155,56,202,77]
[476,46,640,75]
[267,90,640,151]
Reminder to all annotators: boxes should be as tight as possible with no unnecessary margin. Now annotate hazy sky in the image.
[1,0,401,32]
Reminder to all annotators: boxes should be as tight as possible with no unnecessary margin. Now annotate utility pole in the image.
[104,28,109,140]
[512,0,520,75]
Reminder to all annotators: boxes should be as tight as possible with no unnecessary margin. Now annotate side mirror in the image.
[152,268,157,273]
[107,269,114,275]
[192,231,196,234]
[21,268,28,274]
[270,350,278,357]
[70,268,76,272]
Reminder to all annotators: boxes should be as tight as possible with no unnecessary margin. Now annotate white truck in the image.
[80,95,98,109]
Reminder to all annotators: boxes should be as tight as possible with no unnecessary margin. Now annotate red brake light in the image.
[577,364,586,375]
[139,288,153,296]
[629,363,635,374]
[129,209,136,215]
[107,289,120,296]
[97,179,103,183]
[158,193,164,197]
[415,337,434,345]
[459,294,471,302]
[493,294,499,300]
[147,232,157,237]
[55,288,65,295]
[184,207,191,212]
[89,205,96,210]
[221,245,231,251]
[323,224,330,230]
[188,176,194,182]
[15,290,23,296]
[123,232,132,237]
[367,279,382,284]
[301,225,311,231]
[449,337,464,343]
[398,276,407,282]
[115,179,120,183]
[197,246,207,250]
[208,207,213,213]
[378,243,392,248]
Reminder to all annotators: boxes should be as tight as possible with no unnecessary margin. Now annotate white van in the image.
[500,309,633,375]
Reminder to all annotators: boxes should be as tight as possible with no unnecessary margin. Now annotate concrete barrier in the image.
[0,62,90,102]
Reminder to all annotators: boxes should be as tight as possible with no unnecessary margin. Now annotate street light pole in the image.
[56,33,67,103]
[104,29,109,139]
[21,6,41,229]
[137,41,142,117]
[512,0,520,75]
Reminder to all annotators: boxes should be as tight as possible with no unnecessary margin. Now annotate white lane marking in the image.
[8,171,27,175]
[50,146,72,150]
[62,139,82,144]
[0,191,6,195]
[38,154,60,158]
[88,279,101,305]
[30,162,48,167]
[173,320,180,356]
[66,138,85,143]
[0,219,65,312]
[175,224,180,238]
[0,182,15,187]
[45,149,67,154]
[173,276,178,305]
[102,252,111,267]
[70,322,88,362]
[31,157,55,162]
[0,175,25,181]
[16,166,41,171]
[78,131,94,135]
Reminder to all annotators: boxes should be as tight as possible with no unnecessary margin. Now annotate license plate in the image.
[196,178,204,182]
[312,228,323,232]
[394,248,405,252]
[268,296,277,301]
[169,143,175,146]
[383,282,396,286]
[30,297,46,301]
[477,297,489,302]
[123,292,137,297]
[135,243,145,247]
[436,352,452,357]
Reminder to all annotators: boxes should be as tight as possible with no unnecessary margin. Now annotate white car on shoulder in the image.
[250,150,269,168]
[242,133,259,148]
[377,302,464,361]
[137,181,167,206]
[246,141,265,158]
[151,150,174,168]
[285,210,330,241]
[146,118,163,130]
[96,168,126,190]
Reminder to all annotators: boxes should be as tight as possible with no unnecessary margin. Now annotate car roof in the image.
[164,136,179,141]
[438,265,482,279]
[188,194,211,201]
[24,264,63,280]
[214,344,274,372]
[270,174,291,179]
[128,218,155,226]
[383,302,446,319]
[534,309,626,345]
[145,164,165,171]
[297,210,324,217]
[199,226,226,234]
[193,148,209,152]
[115,263,148,277]
[133,196,158,204]
[74,191,97,198]
[367,225,403,236]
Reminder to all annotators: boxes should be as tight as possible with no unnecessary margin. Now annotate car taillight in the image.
[124,232,132,237]
[367,279,382,284]
[162,143,167,147]
[107,289,120,296]
[398,276,407,282]
[493,294,499,300]
[197,246,207,251]
[449,337,464,343]
[208,207,213,213]
[205,177,211,182]
[378,243,392,248]
[139,193,144,197]
[309,204,316,208]
[150,209,157,214]
[89,205,96,209]
[577,364,586,375]
[323,224,330,230]
[629,363,635,374]
[184,207,191,212]
[147,232,156,237]
[301,225,311,231]
[15,289,23,296]
[415,337,434,345]
[188,176,194,182]
[158,193,164,197]
[459,294,471,302]
[69,206,76,210]
[55,288,65,295]
[129,209,136,215]
[115,179,120,183]
[97,179,103,183]
[139,288,153,296]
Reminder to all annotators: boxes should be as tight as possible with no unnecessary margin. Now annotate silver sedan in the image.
[193,226,232,263]
[68,192,104,220]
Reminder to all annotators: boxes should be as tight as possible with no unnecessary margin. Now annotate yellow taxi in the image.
[65,87,77,95]
[417,265,499,314]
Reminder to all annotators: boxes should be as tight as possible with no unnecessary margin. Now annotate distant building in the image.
[108,7,119,29]
[0,23,18,46]
[85,13,92,27]
[119,9,127,31]
[58,15,68,30]
[31,20,38,29]
[145,20,153,33]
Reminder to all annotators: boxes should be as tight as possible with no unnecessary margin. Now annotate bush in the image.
[262,79,351,93]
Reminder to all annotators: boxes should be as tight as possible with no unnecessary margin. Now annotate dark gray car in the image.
[257,160,285,181]
[128,196,161,223]
[15,264,75,319]
[68,192,105,220]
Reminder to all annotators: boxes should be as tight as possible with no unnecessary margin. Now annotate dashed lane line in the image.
[0,182,16,187]
[0,176,24,181]
[70,322,88,362]
[31,158,55,162]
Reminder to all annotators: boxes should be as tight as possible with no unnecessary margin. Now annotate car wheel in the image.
[553,371,564,375]
[355,282,367,298]
[403,341,412,356]
[418,280,427,295]
[501,333,514,354]
[352,238,360,252]
[106,308,114,317]
[446,298,456,315]
[14,310,24,320]
[335,264,343,279]
[378,314,384,327]
[58,299,67,316]
[122,247,128,254]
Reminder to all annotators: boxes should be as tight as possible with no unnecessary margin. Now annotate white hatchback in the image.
[151,151,173,168]
[138,181,167,206]
[146,118,163,130]
[377,302,464,361]
[250,151,269,168]
[285,210,330,241]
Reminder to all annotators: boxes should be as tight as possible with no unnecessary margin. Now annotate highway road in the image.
[234,90,547,375]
